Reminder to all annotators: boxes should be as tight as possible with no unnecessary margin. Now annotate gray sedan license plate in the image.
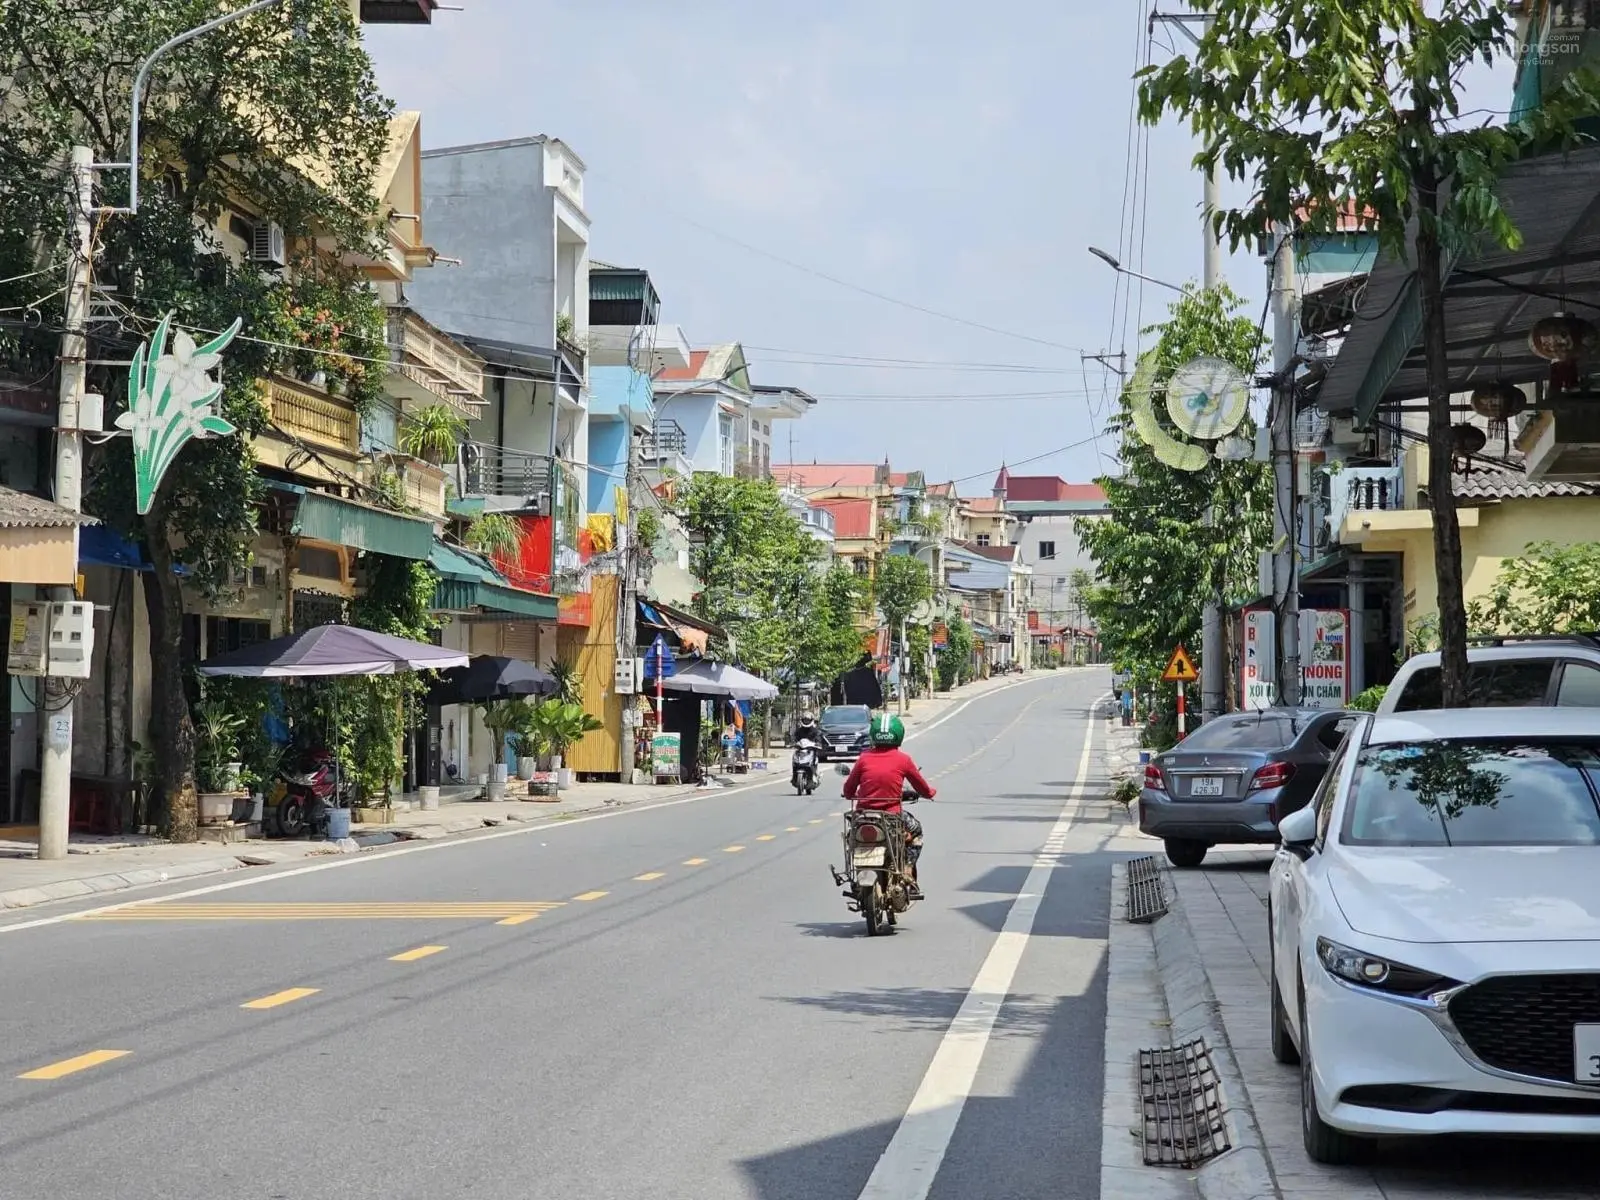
[1191,776,1225,797]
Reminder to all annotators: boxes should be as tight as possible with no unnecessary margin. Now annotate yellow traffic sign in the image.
[1161,643,1199,683]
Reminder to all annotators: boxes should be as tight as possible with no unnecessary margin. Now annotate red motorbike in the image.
[268,747,340,838]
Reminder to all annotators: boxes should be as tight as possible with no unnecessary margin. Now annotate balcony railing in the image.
[458,441,555,503]
[641,419,687,459]
[385,306,485,419]
[269,377,359,455]
[1327,465,1407,541]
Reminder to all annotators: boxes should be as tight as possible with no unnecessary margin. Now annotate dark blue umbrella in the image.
[426,655,557,705]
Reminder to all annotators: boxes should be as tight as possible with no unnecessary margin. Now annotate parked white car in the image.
[1268,707,1600,1163]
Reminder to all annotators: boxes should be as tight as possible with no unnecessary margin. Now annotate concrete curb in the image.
[1150,867,1281,1200]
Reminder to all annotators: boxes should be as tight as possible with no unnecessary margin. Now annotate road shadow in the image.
[792,921,872,940]
[745,965,1110,1200]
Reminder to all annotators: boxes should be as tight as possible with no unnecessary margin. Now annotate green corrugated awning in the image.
[428,540,496,582]
[284,486,434,561]
[427,539,557,619]
[476,581,557,620]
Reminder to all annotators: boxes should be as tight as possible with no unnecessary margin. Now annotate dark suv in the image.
[1377,635,1600,712]
[817,705,872,760]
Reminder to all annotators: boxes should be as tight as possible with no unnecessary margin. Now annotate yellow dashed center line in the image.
[683,858,707,866]
[808,819,825,825]
[633,872,665,882]
[572,891,609,902]
[389,945,447,962]
[755,834,776,842]
[785,826,801,832]
[723,845,746,853]
[497,913,541,926]
[241,987,319,1011]
[828,811,843,817]
[18,1050,130,1081]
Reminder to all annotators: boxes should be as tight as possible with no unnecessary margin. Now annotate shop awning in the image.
[427,540,558,620]
[1316,145,1600,424]
[270,481,434,561]
[79,526,149,571]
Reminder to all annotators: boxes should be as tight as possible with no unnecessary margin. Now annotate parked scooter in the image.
[791,738,819,795]
[268,747,339,838]
[829,776,923,936]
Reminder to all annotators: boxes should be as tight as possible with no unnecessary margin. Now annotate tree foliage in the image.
[1137,0,1600,706]
[1469,541,1600,635]
[1079,286,1271,693]
[874,553,932,634]
[797,562,869,688]
[0,0,397,838]
[935,614,975,690]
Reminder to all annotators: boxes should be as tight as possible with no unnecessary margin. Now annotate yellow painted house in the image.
[1335,443,1600,634]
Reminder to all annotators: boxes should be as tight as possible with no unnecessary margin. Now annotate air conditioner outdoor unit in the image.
[249,221,287,268]
[533,491,552,518]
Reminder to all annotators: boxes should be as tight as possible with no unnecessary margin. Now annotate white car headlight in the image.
[1315,937,1460,999]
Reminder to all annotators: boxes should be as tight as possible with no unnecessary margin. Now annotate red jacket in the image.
[842,747,935,813]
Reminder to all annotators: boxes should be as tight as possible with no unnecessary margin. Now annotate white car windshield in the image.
[1344,739,1600,847]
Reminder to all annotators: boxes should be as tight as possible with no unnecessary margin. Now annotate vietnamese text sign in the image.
[650,732,681,779]
[1241,608,1275,710]
[1299,609,1350,709]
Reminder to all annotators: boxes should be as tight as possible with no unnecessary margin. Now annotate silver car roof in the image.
[1366,707,1600,745]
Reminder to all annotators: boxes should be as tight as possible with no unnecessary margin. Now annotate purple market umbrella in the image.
[197,624,468,678]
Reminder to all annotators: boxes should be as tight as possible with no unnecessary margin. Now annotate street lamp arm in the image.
[94,0,289,214]
[1085,246,1186,294]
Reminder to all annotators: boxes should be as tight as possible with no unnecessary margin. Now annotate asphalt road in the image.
[0,670,1119,1200]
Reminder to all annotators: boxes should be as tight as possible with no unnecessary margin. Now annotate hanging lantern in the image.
[1469,380,1527,450]
[1528,311,1600,392]
[1450,422,1487,474]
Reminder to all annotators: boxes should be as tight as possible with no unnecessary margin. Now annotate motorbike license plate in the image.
[1191,776,1225,797]
[852,847,886,867]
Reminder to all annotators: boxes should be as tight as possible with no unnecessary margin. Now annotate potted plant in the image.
[536,699,603,789]
[193,698,245,825]
[478,698,528,796]
[400,403,468,467]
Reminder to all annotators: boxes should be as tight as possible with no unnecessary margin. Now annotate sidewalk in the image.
[0,668,1065,913]
[1098,715,1599,1199]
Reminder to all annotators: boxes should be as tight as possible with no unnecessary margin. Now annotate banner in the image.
[1299,609,1350,709]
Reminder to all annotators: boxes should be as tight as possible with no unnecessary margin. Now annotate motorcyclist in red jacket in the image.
[842,713,934,898]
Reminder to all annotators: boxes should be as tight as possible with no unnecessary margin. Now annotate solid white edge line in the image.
[0,670,1096,937]
[854,694,1104,1200]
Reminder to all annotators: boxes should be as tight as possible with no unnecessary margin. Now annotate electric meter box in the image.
[7,601,49,676]
[613,656,637,695]
[47,600,94,679]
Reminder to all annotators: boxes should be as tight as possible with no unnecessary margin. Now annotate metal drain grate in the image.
[1138,1039,1231,1167]
[1125,854,1168,923]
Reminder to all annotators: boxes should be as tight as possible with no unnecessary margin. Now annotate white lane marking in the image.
[855,703,1099,1200]
[0,672,1100,937]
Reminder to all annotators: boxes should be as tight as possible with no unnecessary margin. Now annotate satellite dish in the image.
[910,599,937,624]
[1165,356,1250,441]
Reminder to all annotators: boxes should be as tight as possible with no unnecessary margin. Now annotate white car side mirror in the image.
[1277,806,1318,858]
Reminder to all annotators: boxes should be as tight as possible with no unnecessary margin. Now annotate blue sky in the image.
[364,2,1515,494]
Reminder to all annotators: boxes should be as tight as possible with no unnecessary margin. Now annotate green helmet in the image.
[869,712,905,748]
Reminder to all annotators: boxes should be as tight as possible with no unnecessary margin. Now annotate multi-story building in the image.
[990,469,1108,639]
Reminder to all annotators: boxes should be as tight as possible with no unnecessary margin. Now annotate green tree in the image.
[1470,541,1600,635]
[874,553,932,640]
[1078,286,1270,701]
[796,562,868,690]
[1138,0,1600,706]
[673,473,822,680]
[936,614,975,690]
[0,0,395,838]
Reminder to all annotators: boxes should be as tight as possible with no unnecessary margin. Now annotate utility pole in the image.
[897,618,908,717]
[1270,223,1301,705]
[38,145,94,861]
[1152,6,1226,720]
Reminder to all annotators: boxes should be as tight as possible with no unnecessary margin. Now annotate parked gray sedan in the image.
[1138,708,1357,868]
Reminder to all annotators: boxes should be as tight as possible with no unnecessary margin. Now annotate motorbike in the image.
[791,738,819,795]
[829,776,922,936]
[267,747,340,838]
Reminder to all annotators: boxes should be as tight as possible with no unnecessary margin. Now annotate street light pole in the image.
[93,0,290,214]
[1086,247,1185,294]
